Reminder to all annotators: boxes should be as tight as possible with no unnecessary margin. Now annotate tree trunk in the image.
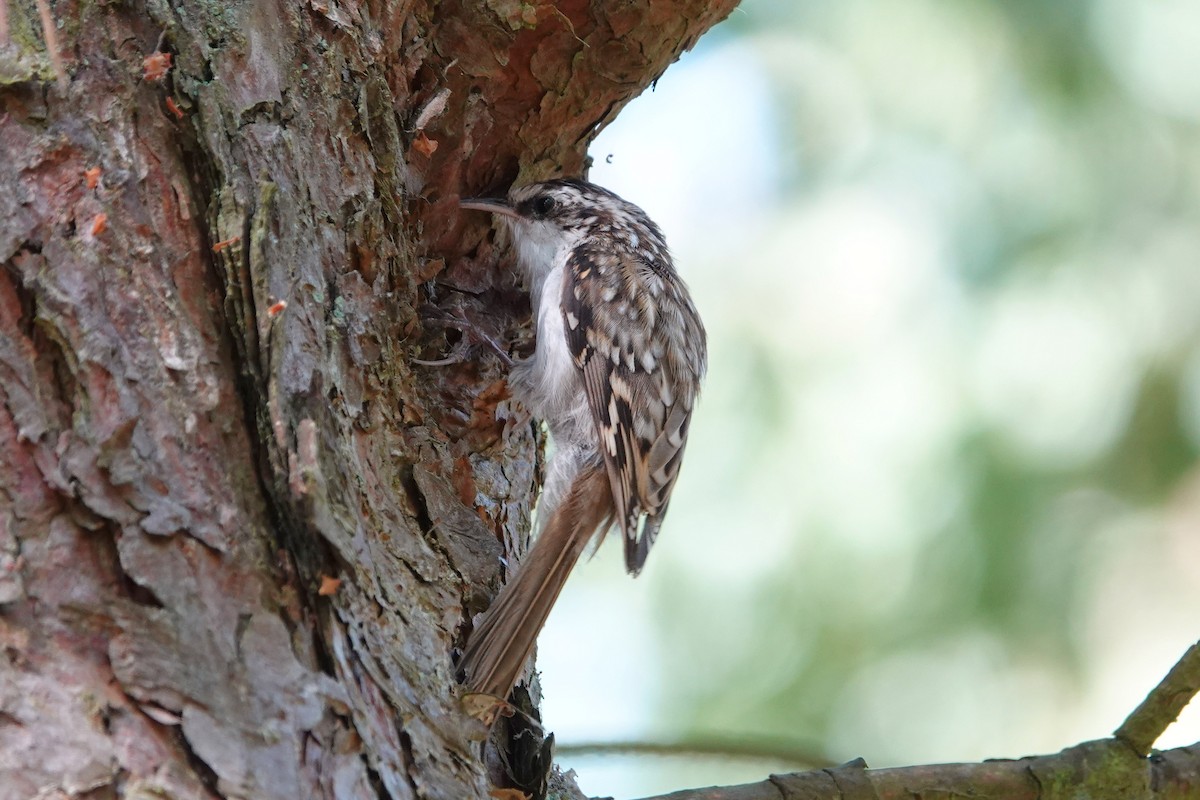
[0,1,737,797]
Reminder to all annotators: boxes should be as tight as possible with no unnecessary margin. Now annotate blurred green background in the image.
[539,1,1200,796]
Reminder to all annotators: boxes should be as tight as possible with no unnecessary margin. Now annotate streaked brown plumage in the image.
[459,179,706,702]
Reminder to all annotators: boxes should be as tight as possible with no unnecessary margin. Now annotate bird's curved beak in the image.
[459,197,520,219]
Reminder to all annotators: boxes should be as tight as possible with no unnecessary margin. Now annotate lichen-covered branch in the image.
[636,643,1200,800]
[637,740,1200,800]
[1116,640,1200,756]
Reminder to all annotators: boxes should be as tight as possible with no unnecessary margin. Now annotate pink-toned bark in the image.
[0,1,738,796]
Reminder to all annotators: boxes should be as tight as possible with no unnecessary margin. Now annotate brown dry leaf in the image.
[416,257,445,282]
[84,167,101,189]
[412,131,439,157]
[142,51,172,81]
[400,400,424,425]
[318,575,341,596]
[89,213,107,236]
[309,0,357,30]
[486,0,539,30]
[466,378,513,446]
[474,378,512,408]
[461,691,512,725]
[451,456,476,506]
[489,790,530,800]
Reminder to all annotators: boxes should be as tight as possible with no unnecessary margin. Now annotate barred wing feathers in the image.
[562,237,706,574]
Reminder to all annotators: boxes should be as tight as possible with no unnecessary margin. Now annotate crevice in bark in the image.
[2,258,36,336]
[3,255,74,417]
[238,99,286,130]
[143,31,350,723]
[93,524,165,610]
[194,189,304,574]
[396,728,422,798]
[363,760,387,800]
[173,725,223,798]
[1,0,742,796]
[187,147,334,596]
[493,684,553,799]
[400,468,436,547]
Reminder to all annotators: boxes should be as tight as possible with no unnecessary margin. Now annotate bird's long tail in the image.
[460,464,613,701]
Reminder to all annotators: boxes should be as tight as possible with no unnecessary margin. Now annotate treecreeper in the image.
[459,179,707,702]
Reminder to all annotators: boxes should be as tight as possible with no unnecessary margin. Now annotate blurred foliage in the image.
[555,0,1200,794]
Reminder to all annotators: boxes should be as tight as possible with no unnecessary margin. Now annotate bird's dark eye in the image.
[532,195,556,217]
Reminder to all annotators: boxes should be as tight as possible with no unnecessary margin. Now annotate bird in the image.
[458,178,707,703]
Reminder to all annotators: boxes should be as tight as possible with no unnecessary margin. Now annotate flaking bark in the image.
[0,0,738,797]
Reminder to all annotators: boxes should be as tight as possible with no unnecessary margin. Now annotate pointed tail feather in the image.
[461,464,613,700]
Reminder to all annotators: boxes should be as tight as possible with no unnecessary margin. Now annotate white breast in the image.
[505,264,588,435]
[529,267,579,409]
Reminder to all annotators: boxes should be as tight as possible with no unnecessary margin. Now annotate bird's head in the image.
[460,179,665,279]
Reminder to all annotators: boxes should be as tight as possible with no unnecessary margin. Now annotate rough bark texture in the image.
[0,0,737,797]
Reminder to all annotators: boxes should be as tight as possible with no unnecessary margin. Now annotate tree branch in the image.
[636,643,1200,800]
[556,736,832,771]
[635,740,1200,800]
[1115,640,1200,756]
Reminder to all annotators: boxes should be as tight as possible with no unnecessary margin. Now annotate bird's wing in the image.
[562,238,706,574]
